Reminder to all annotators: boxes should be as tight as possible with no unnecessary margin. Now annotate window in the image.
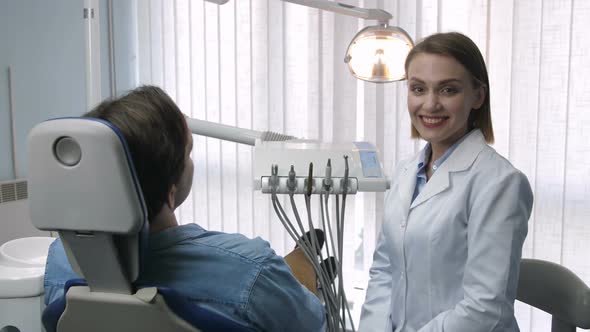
[136,1,590,330]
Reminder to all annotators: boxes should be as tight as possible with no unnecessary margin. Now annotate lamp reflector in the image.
[345,25,414,83]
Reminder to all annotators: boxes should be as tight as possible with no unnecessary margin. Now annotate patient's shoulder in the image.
[164,224,279,265]
[204,232,278,264]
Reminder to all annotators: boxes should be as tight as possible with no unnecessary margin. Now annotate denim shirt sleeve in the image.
[44,238,81,305]
[246,254,326,332]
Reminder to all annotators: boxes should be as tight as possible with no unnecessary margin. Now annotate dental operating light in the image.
[283,0,414,83]
[345,24,413,82]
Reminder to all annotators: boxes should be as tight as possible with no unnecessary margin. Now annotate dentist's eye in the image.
[410,85,425,95]
[440,86,458,95]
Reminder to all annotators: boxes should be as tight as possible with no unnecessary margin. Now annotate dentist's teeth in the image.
[423,117,443,124]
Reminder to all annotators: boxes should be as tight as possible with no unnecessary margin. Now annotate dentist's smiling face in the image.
[406,53,485,156]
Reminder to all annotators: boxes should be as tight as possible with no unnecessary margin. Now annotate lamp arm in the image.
[186,117,260,146]
[186,117,295,146]
[283,0,392,22]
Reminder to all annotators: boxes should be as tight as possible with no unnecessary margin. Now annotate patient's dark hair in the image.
[84,85,188,220]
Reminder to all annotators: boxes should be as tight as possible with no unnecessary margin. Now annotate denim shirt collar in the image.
[148,224,206,251]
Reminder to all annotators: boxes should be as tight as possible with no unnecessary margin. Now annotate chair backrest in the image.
[29,118,147,294]
[517,258,590,332]
[28,118,252,332]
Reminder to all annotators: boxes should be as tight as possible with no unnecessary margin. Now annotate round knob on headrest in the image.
[54,136,82,166]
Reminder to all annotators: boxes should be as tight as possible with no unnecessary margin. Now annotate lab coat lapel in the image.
[410,130,486,210]
[397,154,420,216]
[410,167,450,210]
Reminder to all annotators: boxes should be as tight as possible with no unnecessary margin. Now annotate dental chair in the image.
[28,118,254,332]
[517,258,590,332]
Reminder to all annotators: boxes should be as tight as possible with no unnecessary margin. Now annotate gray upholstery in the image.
[517,258,590,331]
[57,286,199,332]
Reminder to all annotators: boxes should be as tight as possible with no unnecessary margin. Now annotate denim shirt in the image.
[44,224,326,332]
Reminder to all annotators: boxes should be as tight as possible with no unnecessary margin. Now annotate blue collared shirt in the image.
[412,133,471,203]
[44,224,326,332]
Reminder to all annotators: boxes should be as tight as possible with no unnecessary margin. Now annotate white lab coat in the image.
[358,130,533,332]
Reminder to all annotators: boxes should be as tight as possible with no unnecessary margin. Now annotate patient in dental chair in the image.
[43,85,326,332]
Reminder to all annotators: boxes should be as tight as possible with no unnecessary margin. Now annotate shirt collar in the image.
[148,223,206,250]
[416,144,431,178]
[416,129,475,176]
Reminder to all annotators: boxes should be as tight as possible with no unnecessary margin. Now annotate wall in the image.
[0,200,46,246]
[0,0,137,243]
[111,0,138,96]
[0,0,87,181]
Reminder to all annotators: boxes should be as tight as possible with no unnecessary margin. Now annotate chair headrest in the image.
[29,117,147,233]
[28,117,148,293]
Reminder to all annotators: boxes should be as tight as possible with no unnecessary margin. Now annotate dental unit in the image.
[187,117,390,332]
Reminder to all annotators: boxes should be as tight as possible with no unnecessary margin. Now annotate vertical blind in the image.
[135,1,590,330]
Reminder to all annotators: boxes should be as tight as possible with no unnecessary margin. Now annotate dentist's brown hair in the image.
[405,32,494,144]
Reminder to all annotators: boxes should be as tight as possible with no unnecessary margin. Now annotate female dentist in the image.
[358,32,533,332]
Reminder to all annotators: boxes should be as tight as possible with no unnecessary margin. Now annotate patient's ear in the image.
[166,185,177,210]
